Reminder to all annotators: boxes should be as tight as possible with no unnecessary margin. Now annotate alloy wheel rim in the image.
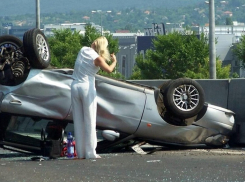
[172,84,200,111]
[36,34,49,61]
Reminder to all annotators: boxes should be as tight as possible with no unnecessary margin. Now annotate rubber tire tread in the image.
[0,35,23,52]
[23,28,50,69]
[163,78,205,119]
[158,79,173,94]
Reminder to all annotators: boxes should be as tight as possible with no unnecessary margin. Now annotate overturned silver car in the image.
[0,28,235,153]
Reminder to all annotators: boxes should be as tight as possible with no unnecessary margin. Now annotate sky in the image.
[0,0,204,16]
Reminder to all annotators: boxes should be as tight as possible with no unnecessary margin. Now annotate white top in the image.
[72,46,100,82]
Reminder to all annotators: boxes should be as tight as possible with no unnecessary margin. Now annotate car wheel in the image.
[23,28,50,69]
[163,78,205,119]
[0,35,29,85]
[0,35,23,52]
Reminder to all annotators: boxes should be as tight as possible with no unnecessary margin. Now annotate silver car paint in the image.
[0,69,235,146]
[1,69,72,119]
[134,87,234,145]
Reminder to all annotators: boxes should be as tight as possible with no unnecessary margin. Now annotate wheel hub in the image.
[173,84,200,111]
[181,93,188,101]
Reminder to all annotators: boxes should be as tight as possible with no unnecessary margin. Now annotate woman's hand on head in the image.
[110,53,117,63]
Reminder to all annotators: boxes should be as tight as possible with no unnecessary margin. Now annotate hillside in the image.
[1,0,244,33]
[1,0,204,16]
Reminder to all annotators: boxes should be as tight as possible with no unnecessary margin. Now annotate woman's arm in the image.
[94,53,117,73]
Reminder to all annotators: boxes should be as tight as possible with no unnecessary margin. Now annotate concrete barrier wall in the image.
[129,79,245,144]
[130,79,230,108]
[195,79,229,109]
[227,79,245,143]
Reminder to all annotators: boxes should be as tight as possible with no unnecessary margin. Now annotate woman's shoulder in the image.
[81,46,91,51]
[82,46,96,53]
[80,46,99,60]
[83,47,98,56]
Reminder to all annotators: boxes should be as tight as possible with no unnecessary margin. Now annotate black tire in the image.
[156,80,173,116]
[23,28,50,69]
[159,79,173,94]
[0,35,23,52]
[163,78,205,119]
[0,35,27,85]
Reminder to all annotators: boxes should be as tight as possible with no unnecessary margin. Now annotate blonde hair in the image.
[92,36,110,61]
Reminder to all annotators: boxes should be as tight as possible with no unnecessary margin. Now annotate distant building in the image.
[223,11,233,17]
[194,25,245,77]
[1,26,33,40]
[141,23,245,77]
[43,22,102,37]
[44,23,86,36]
[112,32,144,78]
[82,16,90,21]
[116,30,130,33]
[144,23,166,36]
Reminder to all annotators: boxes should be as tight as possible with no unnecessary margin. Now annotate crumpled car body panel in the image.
[0,69,235,146]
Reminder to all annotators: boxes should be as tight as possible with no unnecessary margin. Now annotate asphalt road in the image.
[1,146,245,182]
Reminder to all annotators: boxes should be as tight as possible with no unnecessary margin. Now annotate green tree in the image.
[48,25,123,79]
[104,32,119,55]
[226,17,233,25]
[48,29,82,68]
[233,35,245,68]
[130,31,232,79]
[79,24,119,56]
[81,24,101,47]
[131,32,209,79]
[185,58,231,79]
[130,66,142,80]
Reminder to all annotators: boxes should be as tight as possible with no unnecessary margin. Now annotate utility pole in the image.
[91,10,111,35]
[99,10,102,35]
[209,0,216,79]
[36,0,40,29]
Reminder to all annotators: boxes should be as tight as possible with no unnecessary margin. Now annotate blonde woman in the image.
[71,36,117,159]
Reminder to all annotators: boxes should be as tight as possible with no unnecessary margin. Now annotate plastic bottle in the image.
[67,132,75,158]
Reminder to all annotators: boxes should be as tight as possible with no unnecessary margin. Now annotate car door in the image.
[94,75,147,134]
[1,69,72,120]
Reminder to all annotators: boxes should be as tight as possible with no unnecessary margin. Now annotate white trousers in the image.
[71,80,97,159]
